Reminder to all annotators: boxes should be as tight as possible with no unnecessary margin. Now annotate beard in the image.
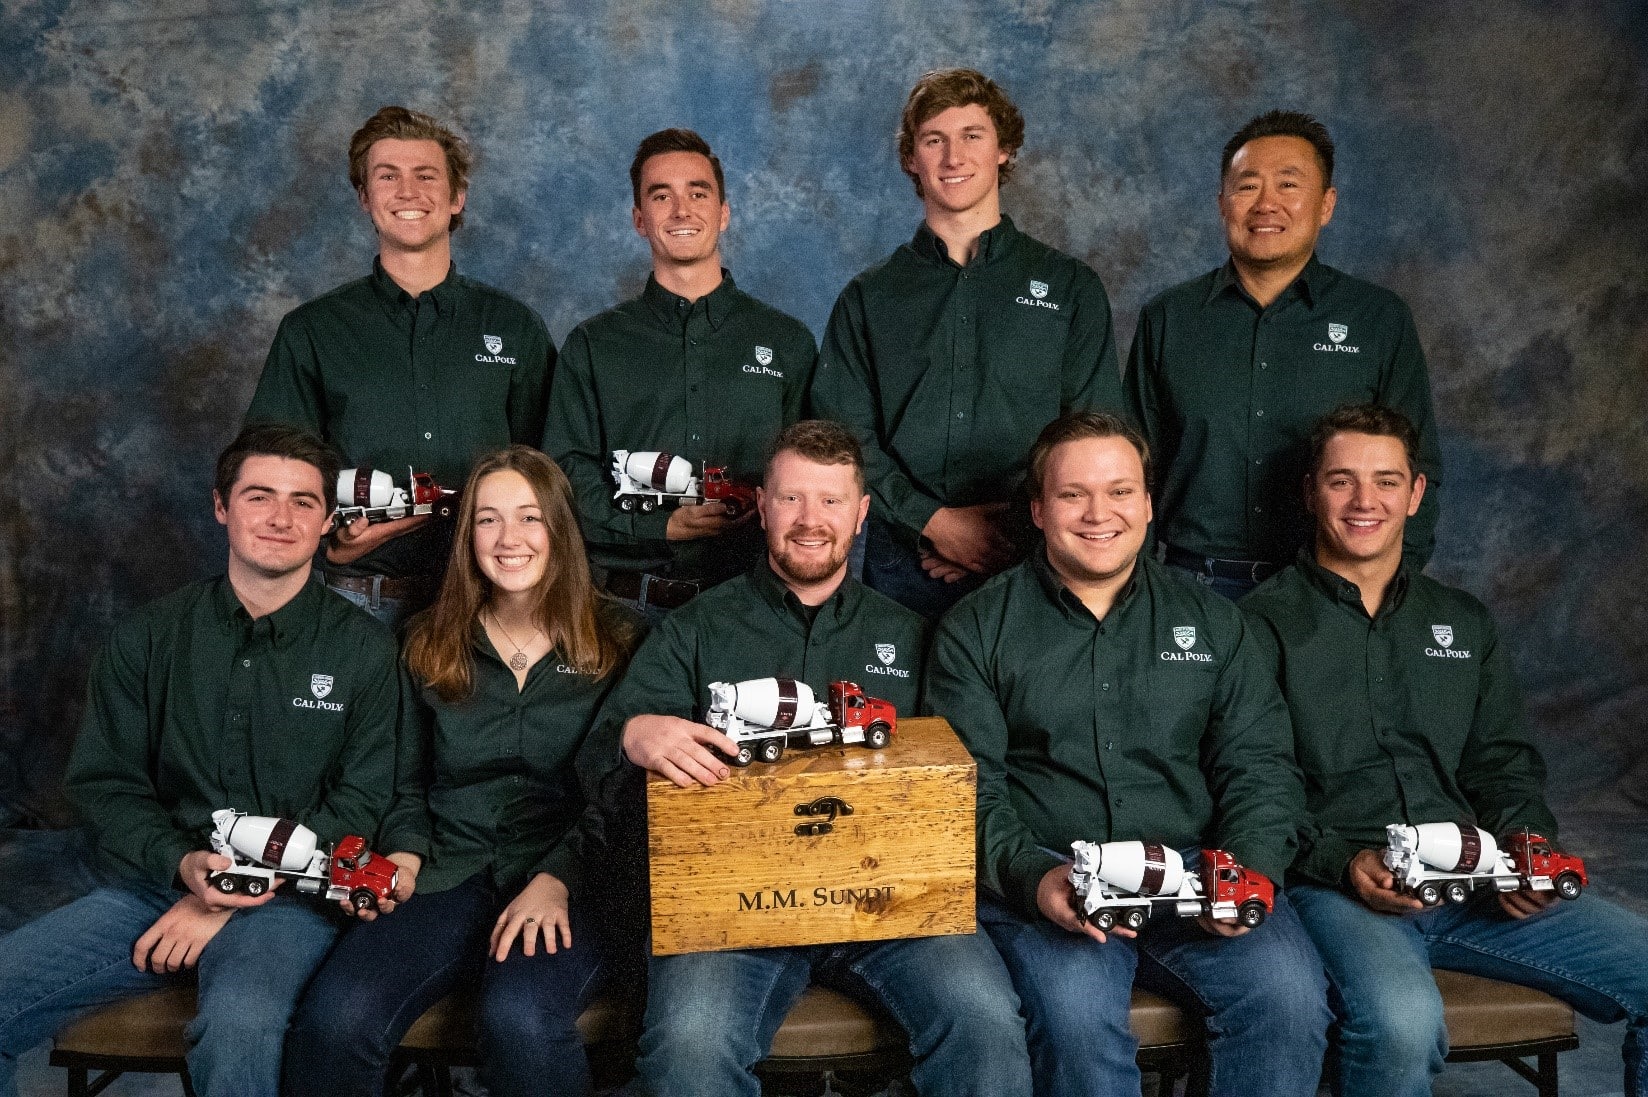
[770,530,849,586]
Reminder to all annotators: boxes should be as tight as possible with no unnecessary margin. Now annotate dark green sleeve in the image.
[302,633,405,850]
[1125,304,1165,464]
[583,613,701,795]
[1241,598,1365,887]
[1062,268,1125,420]
[63,621,200,890]
[245,314,326,432]
[1456,614,1559,841]
[1202,610,1306,884]
[507,314,556,447]
[376,664,431,858]
[1383,302,1442,567]
[543,325,673,551]
[812,286,943,542]
[530,658,636,898]
[923,609,1061,921]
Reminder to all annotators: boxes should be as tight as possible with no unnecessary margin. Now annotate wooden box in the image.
[646,716,977,955]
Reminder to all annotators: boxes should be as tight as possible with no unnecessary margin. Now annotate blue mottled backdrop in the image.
[2,1,1645,823]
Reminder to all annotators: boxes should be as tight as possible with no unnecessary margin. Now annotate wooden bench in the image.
[48,970,1579,1096]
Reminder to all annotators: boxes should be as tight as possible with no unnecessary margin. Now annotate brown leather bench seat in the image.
[49,969,1578,1097]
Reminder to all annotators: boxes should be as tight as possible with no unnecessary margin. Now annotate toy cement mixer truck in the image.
[705,678,897,766]
[334,467,458,525]
[609,450,757,517]
[207,809,399,913]
[1067,841,1274,932]
[1382,822,1587,906]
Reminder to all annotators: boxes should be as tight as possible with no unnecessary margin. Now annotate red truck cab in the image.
[330,835,400,910]
[828,681,897,751]
[702,466,757,519]
[1507,831,1588,900]
[1200,849,1275,922]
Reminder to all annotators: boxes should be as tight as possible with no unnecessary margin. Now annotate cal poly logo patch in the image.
[754,345,773,366]
[483,334,503,355]
[1431,625,1453,648]
[1029,280,1049,299]
[1327,323,1347,344]
[310,674,334,699]
[876,643,896,666]
[1173,626,1196,651]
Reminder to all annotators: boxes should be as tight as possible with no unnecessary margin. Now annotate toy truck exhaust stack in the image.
[1067,841,1274,932]
[706,678,897,766]
[335,467,458,525]
[207,809,398,913]
[1382,822,1588,906]
[610,450,757,518]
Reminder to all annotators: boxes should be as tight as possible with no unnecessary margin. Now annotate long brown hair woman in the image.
[285,445,639,1097]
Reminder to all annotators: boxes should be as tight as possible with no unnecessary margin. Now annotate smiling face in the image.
[632,150,729,272]
[1307,431,1426,574]
[1219,134,1336,275]
[214,455,332,583]
[471,469,549,600]
[358,137,466,255]
[904,103,1009,220]
[1031,435,1151,596]
[758,450,869,596]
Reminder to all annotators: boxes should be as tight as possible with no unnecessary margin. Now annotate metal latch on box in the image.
[795,796,853,836]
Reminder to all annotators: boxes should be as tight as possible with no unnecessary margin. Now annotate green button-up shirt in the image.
[1242,554,1557,888]
[64,578,406,891]
[591,561,927,765]
[925,553,1303,920]
[1127,256,1443,565]
[813,217,1125,547]
[248,261,554,578]
[545,275,815,583]
[406,613,638,899]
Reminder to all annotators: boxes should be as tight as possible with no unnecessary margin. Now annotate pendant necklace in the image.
[488,611,539,672]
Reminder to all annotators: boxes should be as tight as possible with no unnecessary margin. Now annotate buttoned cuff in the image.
[1298,835,1361,889]
[1007,848,1065,922]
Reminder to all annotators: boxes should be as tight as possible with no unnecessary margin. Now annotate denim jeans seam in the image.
[0,952,164,1028]
[1425,929,1638,1018]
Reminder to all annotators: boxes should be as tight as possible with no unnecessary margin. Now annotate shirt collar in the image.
[369,257,460,318]
[1296,547,1412,618]
[749,556,854,628]
[1029,547,1142,623]
[214,574,323,647]
[641,271,739,331]
[910,215,1018,267]
[1205,253,1323,309]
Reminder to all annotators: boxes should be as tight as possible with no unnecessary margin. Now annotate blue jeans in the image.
[1164,563,1261,602]
[1290,882,1648,1097]
[316,572,432,632]
[633,929,1031,1097]
[863,516,989,620]
[980,889,1329,1097]
[286,873,607,1097]
[0,882,340,1097]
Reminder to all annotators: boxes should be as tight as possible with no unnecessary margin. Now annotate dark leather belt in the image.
[604,570,701,610]
[1163,544,1281,585]
[319,572,438,602]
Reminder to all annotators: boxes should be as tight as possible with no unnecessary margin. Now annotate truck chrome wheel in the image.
[214,874,238,894]
[1418,882,1442,906]
[1093,910,1115,931]
[351,889,376,913]
[867,722,890,749]
[758,738,783,764]
[1444,881,1468,904]
[1124,908,1147,930]
[639,498,657,513]
[245,877,266,897]
[1238,901,1267,928]
[619,496,637,512]
[1556,872,1583,900]
[731,746,754,767]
